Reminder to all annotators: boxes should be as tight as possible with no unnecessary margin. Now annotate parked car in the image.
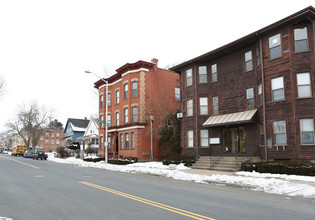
[33,151,48,160]
[23,150,36,158]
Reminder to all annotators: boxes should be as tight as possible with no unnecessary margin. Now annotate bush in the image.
[83,157,104,163]
[56,147,70,158]
[108,157,138,165]
[163,155,196,167]
[241,160,315,176]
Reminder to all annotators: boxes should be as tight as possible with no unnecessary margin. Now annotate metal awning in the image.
[202,109,257,127]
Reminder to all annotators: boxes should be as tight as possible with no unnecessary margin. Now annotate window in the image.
[46,132,49,138]
[56,133,60,138]
[107,136,111,149]
[211,64,217,82]
[175,87,180,101]
[213,96,219,115]
[51,140,54,145]
[260,124,265,145]
[125,133,129,149]
[124,108,128,123]
[245,51,253,71]
[188,130,193,148]
[100,136,103,150]
[199,66,207,83]
[187,99,193,117]
[107,93,111,107]
[116,90,119,104]
[294,27,308,52]
[51,133,55,138]
[199,97,208,115]
[186,69,192,86]
[40,136,43,141]
[300,119,314,145]
[132,81,138,97]
[297,72,311,98]
[273,120,287,145]
[120,134,123,150]
[269,34,281,59]
[100,94,103,108]
[45,140,48,145]
[100,115,104,128]
[124,83,128,99]
[246,88,254,109]
[271,76,284,101]
[56,140,60,145]
[131,132,135,149]
[200,130,209,147]
[256,44,261,67]
[115,112,119,126]
[132,106,138,122]
[107,114,111,124]
[258,84,263,105]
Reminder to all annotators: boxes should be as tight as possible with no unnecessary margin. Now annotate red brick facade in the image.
[37,129,65,152]
[95,59,180,161]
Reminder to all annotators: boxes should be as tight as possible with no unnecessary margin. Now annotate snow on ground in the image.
[47,154,315,198]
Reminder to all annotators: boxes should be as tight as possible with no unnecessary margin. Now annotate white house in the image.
[77,119,99,152]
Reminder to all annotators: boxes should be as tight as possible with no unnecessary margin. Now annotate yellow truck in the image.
[12,146,27,156]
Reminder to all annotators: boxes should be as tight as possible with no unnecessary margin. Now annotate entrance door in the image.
[222,126,246,153]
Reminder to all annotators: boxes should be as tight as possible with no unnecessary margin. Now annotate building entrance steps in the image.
[191,156,260,172]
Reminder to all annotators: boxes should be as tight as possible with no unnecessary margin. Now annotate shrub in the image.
[83,157,104,163]
[162,155,196,167]
[241,160,315,176]
[108,157,138,165]
[56,147,70,158]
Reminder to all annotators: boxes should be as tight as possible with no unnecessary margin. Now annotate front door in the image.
[222,126,246,153]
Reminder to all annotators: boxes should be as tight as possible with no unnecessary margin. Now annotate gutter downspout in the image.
[194,65,199,159]
[259,37,268,161]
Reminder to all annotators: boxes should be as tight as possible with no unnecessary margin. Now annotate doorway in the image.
[222,126,246,153]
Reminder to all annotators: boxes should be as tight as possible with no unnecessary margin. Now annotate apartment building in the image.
[171,6,315,161]
[94,59,180,161]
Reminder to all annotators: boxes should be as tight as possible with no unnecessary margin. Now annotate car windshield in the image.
[27,150,35,154]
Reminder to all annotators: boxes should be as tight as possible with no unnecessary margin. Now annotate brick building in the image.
[94,59,180,161]
[37,129,65,152]
[171,6,315,161]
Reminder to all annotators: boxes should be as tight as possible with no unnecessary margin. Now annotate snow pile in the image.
[47,154,315,198]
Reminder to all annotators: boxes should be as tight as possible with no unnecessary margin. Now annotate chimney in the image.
[84,117,87,120]
[151,58,158,70]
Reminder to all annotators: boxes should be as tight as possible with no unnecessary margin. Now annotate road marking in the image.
[79,181,216,220]
[0,155,40,169]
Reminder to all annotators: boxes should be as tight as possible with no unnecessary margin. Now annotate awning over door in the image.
[202,109,257,127]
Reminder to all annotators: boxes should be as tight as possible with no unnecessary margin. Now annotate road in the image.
[0,154,315,220]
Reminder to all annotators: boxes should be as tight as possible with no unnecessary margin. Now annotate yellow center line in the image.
[0,155,40,169]
[79,181,216,220]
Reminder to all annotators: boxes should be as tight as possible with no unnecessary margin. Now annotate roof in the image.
[202,109,257,127]
[94,60,155,89]
[170,6,315,72]
[67,118,90,132]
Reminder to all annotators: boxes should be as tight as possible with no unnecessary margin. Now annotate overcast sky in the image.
[0,0,313,132]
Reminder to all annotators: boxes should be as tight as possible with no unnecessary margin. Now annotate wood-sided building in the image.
[171,6,315,161]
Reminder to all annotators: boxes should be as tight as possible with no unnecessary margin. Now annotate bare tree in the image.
[0,75,6,97]
[6,102,54,149]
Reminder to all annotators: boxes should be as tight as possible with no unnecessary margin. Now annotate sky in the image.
[0,0,314,132]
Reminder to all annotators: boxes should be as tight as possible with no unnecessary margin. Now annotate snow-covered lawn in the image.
[47,154,315,198]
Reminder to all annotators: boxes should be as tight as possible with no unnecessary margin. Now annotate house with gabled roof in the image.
[63,118,90,147]
[77,118,99,152]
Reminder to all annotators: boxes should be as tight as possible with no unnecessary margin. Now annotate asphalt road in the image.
[1,154,315,220]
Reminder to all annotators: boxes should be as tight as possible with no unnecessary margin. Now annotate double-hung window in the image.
[188,130,193,148]
[125,133,129,149]
[120,134,123,150]
[297,72,311,98]
[200,130,209,147]
[132,106,138,122]
[132,81,138,97]
[294,27,308,52]
[245,51,253,71]
[258,84,263,105]
[269,34,281,59]
[211,64,217,82]
[131,132,135,149]
[100,115,104,128]
[300,119,314,145]
[199,66,207,83]
[213,96,219,115]
[273,120,287,145]
[186,69,192,86]
[175,87,180,101]
[124,108,128,123]
[100,95,103,108]
[271,76,284,101]
[107,93,111,107]
[116,90,120,104]
[246,88,254,109]
[199,97,208,115]
[124,84,128,99]
[115,112,119,126]
[187,99,193,117]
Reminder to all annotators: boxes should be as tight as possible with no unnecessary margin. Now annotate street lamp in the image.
[85,70,109,164]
